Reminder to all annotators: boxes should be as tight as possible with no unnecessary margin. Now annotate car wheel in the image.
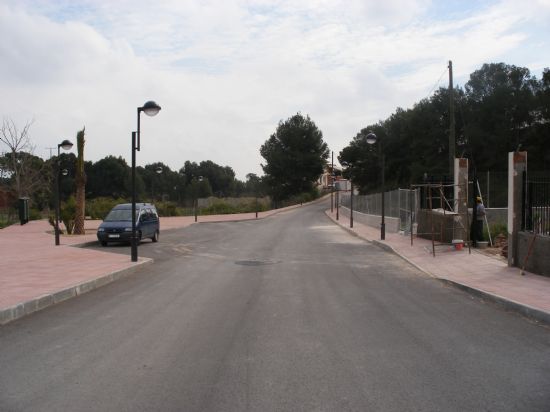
[152,230,159,243]
[100,241,108,246]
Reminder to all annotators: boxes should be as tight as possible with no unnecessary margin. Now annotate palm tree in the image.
[73,127,86,235]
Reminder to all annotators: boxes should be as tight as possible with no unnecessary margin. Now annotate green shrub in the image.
[484,222,507,242]
[48,204,70,233]
[86,197,128,220]
[29,208,43,221]
[1,206,43,227]
[155,201,185,217]
[200,198,270,215]
[0,211,17,229]
[274,189,320,209]
[60,196,76,234]
[202,201,239,215]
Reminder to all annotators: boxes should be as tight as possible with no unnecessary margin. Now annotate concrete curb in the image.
[325,210,550,327]
[436,278,550,326]
[371,239,550,326]
[0,258,153,325]
[70,240,100,248]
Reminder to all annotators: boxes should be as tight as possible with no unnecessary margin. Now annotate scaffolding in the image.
[410,181,471,257]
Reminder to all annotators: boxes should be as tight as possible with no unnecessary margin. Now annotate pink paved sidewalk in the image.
[0,203,305,324]
[326,209,550,319]
[0,220,149,317]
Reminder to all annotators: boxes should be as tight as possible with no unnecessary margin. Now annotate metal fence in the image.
[340,188,419,232]
[523,172,550,236]
[475,171,508,208]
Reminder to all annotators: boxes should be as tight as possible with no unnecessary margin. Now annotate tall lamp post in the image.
[366,132,385,240]
[350,177,354,228]
[152,166,162,201]
[55,139,73,245]
[194,176,203,222]
[336,182,340,220]
[132,101,161,262]
[330,151,334,212]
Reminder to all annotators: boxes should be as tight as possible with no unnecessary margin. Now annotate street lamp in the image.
[365,132,385,240]
[330,151,334,213]
[336,181,340,220]
[132,100,161,262]
[301,176,307,206]
[194,176,203,222]
[55,139,73,245]
[350,179,354,228]
[152,166,163,201]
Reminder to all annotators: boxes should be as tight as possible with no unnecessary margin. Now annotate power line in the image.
[426,66,448,98]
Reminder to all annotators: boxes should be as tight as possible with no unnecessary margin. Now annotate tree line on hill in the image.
[339,63,550,194]
[0,150,266,210]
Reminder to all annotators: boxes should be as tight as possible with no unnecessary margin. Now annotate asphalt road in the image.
[1,200,549,411]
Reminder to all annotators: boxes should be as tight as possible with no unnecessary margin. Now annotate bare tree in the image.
[0,118,49,200]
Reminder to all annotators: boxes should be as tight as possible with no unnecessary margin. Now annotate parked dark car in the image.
[97,203,159,246]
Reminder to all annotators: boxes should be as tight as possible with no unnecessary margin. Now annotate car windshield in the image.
[104,209,135,222]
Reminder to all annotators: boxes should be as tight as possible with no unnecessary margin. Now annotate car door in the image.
[150,208,159,234]
[140,209,152,237]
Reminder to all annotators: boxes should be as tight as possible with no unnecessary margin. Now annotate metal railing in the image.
[523,172,550,236]
[475,171,508,208]
[340,188,419,232]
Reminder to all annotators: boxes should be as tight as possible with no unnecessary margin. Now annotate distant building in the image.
[318,164,341,189]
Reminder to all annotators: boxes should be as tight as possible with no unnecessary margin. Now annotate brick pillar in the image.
[453,158,468,241]
[508,151,527,267]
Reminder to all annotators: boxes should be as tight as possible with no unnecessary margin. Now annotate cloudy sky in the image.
[1,0,549,179]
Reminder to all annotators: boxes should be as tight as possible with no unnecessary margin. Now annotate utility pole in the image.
[330,151,334,213]
[448,60,456,182]
[46,147,56,159]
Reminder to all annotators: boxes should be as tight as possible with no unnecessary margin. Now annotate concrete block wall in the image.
[467,208,508,226]
[486,208,508,226]
[517,232,550,277]
[338,206,401,232]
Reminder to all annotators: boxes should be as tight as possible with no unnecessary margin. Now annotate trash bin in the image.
[18,197,29,225]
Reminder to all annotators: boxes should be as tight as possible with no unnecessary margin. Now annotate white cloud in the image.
[0,0,548,178]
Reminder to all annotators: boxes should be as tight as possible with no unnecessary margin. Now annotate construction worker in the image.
[474,196,486,245]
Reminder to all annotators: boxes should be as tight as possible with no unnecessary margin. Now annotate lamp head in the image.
[59,140,73,150]
[365,132,377,145]
[141,100,161,116]
[61,169,69,176]
[156,166,163,174]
